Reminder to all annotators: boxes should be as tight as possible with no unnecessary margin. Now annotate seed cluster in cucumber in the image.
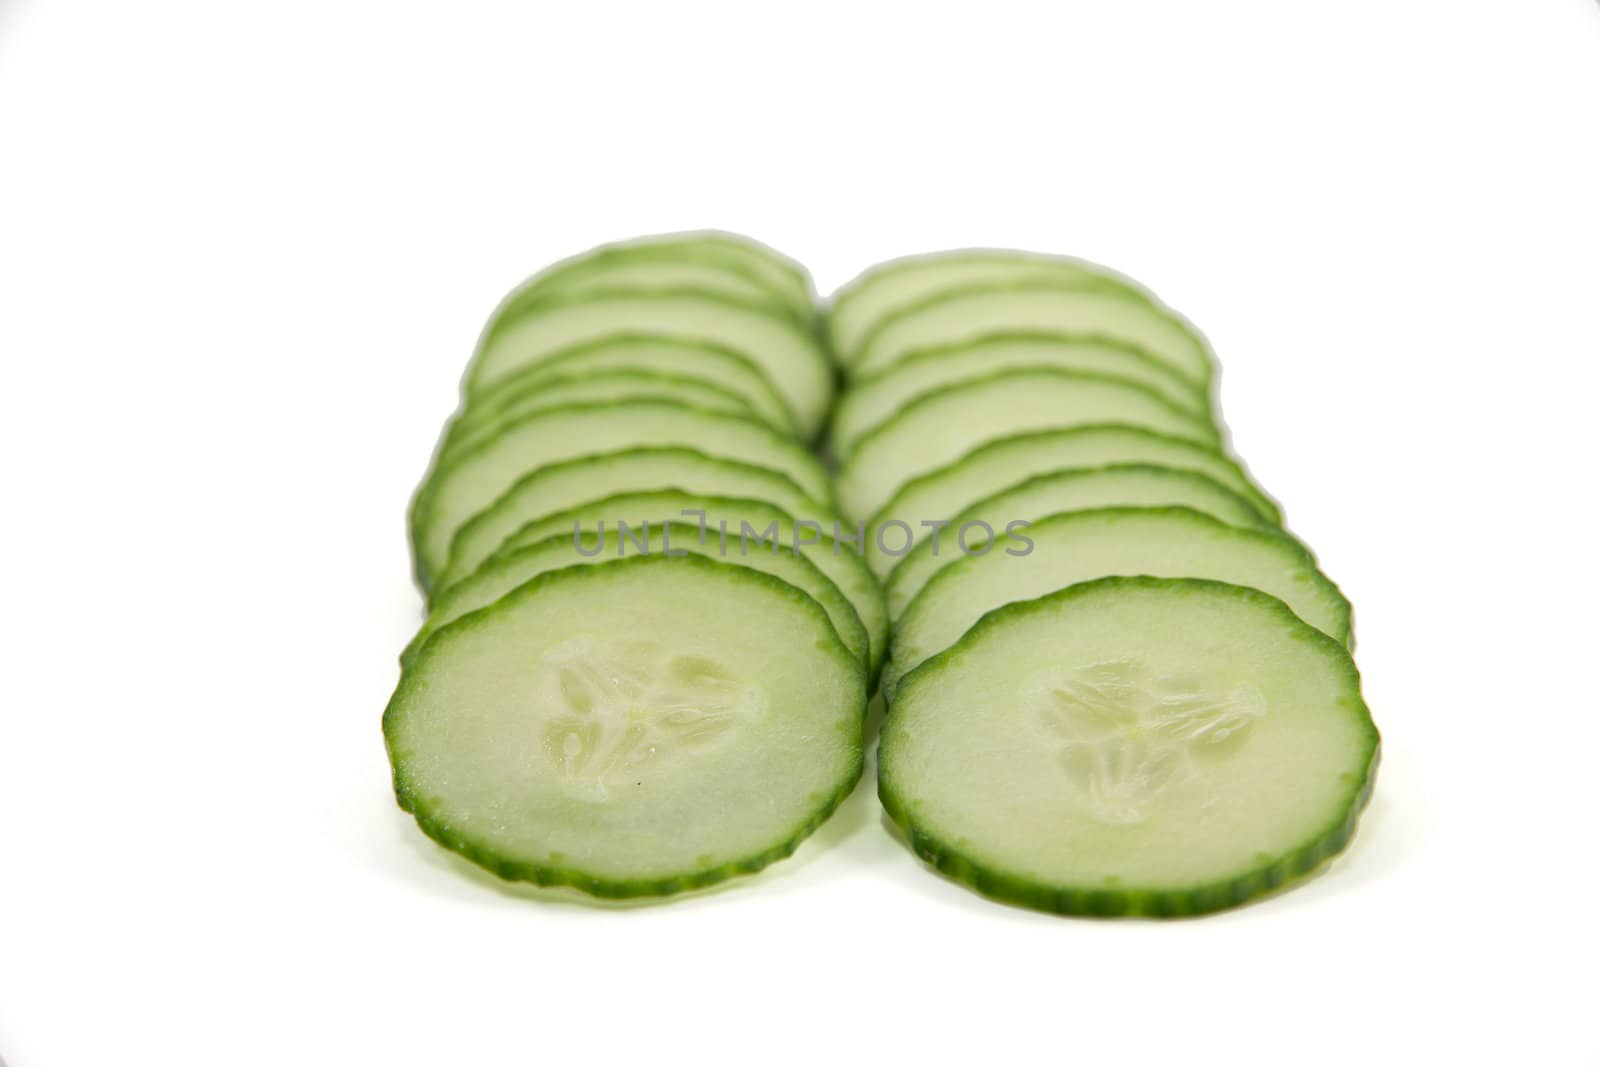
[388,233,875,898]
[829,249,1379,917]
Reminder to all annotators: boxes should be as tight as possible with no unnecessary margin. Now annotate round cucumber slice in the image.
[409,523,870,671]
[444,370,758,459]
[884,506,1351,695]
[468,287,833,437]
[475,489,887,680]
[387,554,867,898]
[830,330,1207,456]
[836,368,1220,522]
[883,465,1280,619]
[502,231,815,322]
[409,400,832,590]
[854,281,1214,387]
[530,259,794,319]
[438,447,825,595]
[463,334,797,435]
[879,576,1379,917]
[864,426,1281,578]
[828,250,1146,363]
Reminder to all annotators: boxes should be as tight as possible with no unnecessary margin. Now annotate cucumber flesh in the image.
[409,400,832,590]
[829,250,1144,362]
[387,554,867,897]
[831,331,1207,457]
[854,282,1213,386]
[884,506,1351,695]
[438,447,825,595]
[836,368,1219,522]
[469,288,833,436]
[883,465,1280,619]
[444,370,757,459]
[409,523,870,671]
[475,488,887,680]
[463,334,797,435]
[864,426,1281,578]
[878,576,1379,917]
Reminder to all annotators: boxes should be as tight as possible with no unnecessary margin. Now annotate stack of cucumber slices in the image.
[832,251,1379,916]
[389,233,877,898]
[384,235,1378,915]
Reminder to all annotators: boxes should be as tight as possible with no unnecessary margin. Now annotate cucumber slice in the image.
[829,331,1206,457]
[878,576,1379,917]
[469,288,834,436]
[884,507,1351,695]
[443,370,757,460]
[864,426,1281,578]
[438,447,825,595]
[409,400,832,589]
[854,281,1213,387]
[828,250,1144,361]
[836,368,1220,522]
[506,231,815,321]
[463,334,797,435]
[476,489,887,679]
[386,554,867,898]
[409,523,870,671]
[531,260,793,319]
[883,465,1280,619]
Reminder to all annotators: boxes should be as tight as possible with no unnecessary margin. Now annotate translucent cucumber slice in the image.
[854,281,1213,387]
[409,401,832,590]
[503,231,815,321]
[409,523,870,671]
[836,368,1220,522]
[468,288,833,436]
[883,465,1280,619]
[438,447,825,595]
[532,260,792,318]
[464,334,797,435]
[476,489,887,680]
[828,250,1145,362]
[829,331,1207,456]
[879,576,1379,917]
[864,426,1281,578]
[386,554,867,898]
[884,507,1351,695]
[443,370,757,460]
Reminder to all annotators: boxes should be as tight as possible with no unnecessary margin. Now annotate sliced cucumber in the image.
[437,446,825,595]
[461,334,797,435]
[884,507,1350,695]
[387,553,867,898]
[409,523,870,671]
[878,576,1379,917]
[468,288,834,436]
[409,400,832,590]
[506,231,815,321]
[836,368,1220,522]
[829,331,1207,457]
[475,488,887,679]
[864,426,1281,578]
[828,250,1143,361]
[443,370,757,460]
[853,281,1213,387]
[883,465,1280,619]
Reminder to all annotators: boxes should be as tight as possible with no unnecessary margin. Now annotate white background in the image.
[2,1,1597,1063]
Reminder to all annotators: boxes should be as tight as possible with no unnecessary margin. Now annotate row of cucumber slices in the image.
[383,233,1380,915]
[389,234,884,897]
[832,251,1380,915]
